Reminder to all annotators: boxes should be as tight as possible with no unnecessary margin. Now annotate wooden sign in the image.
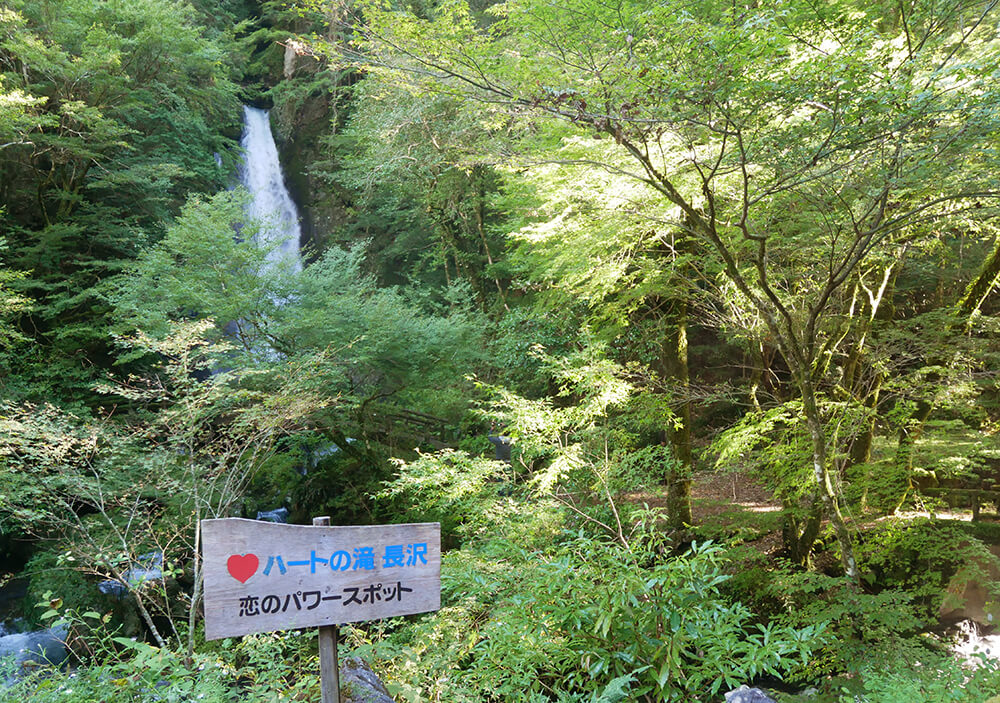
[200,519,440,640]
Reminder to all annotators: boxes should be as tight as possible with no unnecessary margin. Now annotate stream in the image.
[0,579,67,684]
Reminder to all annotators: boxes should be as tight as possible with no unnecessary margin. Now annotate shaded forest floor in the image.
[628,468,1000,569]
[624,470,785,553]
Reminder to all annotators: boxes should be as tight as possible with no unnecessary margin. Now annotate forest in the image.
[2,0,1000,701]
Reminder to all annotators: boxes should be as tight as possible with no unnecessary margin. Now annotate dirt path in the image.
[690,469,779,522]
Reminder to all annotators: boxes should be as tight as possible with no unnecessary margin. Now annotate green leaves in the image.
[108,189,272,346]
[0,0,241,398]
[356,534,822,701]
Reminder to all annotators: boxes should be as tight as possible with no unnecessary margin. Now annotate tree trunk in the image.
[471,164,508,309]
[958,233,1000,324]
[800,373,859,580]
[783,495,822,567]
[661,297,693,528]
[748,341,764,412]
[895,397,933,475]
[851,372,883,512]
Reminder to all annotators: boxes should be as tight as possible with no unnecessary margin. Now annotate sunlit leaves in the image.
[0,0,242,396]
[108,189,274,349]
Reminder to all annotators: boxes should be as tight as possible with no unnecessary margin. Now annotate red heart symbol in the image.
[227,554,259,583]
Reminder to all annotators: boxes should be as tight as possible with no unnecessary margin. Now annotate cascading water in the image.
[234,106,346,477]
[0,577,67,683]
[237,106,303,273]
[236,106,316,477]
[952,618,1000,665]
[0,624,68,684]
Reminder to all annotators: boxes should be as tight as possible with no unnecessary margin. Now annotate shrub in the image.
[846,649,1000,703]
[3,608,321,703]
[857,518,1000,620]
[378,449,564,548]
[353,536,823,702]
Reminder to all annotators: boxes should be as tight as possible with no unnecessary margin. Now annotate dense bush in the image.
[858,519,1000,619]
[350,536,821,702]
[367,448,822,701]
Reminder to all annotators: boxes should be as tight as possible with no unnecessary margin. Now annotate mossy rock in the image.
[340,657,395,703]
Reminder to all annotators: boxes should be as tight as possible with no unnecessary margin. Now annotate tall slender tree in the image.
[328,0,1000,576]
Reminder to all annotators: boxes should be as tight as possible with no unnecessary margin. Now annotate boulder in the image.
[939,544,1000,625]
[340,657,395,703]
[487,435,512,462]
[724,686,778,703]
[98,551,165,600]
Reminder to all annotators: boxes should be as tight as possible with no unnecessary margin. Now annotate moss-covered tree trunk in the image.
[661,296,694,528]
[800,371,859,580]
[783,495,822,567]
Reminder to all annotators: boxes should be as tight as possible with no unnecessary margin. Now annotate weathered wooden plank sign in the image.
[200,518,440,640]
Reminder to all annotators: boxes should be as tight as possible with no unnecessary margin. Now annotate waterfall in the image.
[237,106,303,273]
[952,618,1000,665]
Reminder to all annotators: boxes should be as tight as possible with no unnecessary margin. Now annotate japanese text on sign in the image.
[256,543,427,576]
[200,519,440,640]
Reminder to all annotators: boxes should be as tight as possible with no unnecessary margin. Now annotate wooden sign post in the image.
[200,517,441,701]
[313,516,340,703]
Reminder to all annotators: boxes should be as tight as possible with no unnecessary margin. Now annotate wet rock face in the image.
[340,657,395,703]
[256,508,290,523]
[271,68,347,256]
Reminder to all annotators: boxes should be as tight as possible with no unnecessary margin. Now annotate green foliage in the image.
[844,655,1000,703]
[498,133,693,339]
[108,189,273,344]
[3,320,335,651]
[381,449,562,546]
[4,610,229,701]
[355,537,821,702]
[241,446,303,519]
[21,551,93,627]
[0,237,30,357]
[691,507,785,545]
[613,445,680,494]
[110,193,485,428]
[712,402,815,503]
[844,458,910,515]
[744,520,1000,682]
[324,77,511,299]
[343,0,1000,579]
[713,398,879,518]
[767,569,923,680]
[479,342,632,453]
[228,631,322,701]
[272,244,484,416]
[484,306,581,398]
[857,519,1000,619]
[290,439,395,525]
[0,0,242,397]
[4,606,321,702]
[0,400,122,535]
[6,2,1000,700]
[377,439,817,701]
